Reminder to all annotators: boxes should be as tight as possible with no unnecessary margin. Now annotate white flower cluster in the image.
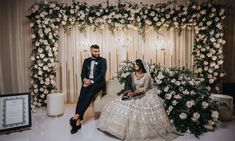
[192,4,225,93]
[117,60,135,84]
[28,1,61,107]
[27,1,225,107]
[152,67,220,135]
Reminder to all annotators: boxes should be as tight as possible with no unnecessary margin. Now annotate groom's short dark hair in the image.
[90,44,99,49]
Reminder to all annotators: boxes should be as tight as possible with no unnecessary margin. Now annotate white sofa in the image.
[93,80,123,116]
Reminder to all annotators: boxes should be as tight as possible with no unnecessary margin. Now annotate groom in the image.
[70,44,107,134]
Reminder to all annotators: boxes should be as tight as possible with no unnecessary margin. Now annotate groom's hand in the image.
[83,83,89,87]
[83,79,92,85]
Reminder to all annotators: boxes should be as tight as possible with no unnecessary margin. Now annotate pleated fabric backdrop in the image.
[58,26,194,103]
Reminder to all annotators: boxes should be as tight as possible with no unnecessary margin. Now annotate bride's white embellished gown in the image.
[97,73,179,141]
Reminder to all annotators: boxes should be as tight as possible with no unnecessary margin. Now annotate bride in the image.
[97,59,180,141]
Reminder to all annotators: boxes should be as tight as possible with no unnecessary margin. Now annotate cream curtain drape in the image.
[1,0,234,103]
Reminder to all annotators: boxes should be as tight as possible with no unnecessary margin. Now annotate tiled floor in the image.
[0,104,235,141]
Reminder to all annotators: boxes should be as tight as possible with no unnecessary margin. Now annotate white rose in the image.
[34,89,38,93]
[186,100,194,108]
[44,89,49,94]
[156,79,162,84]
[168,106,173,112]
[218,60,223,65]
[161,18,165,22]
[157,72,165,79]
[150,12,155,16]
[179,113,187,120]
[37,103,41,106]
[203,61,208,65]
[33,84,38,89]
[211,111,219,119]
[40,94,45,98]
[172,100,177,106]
[30,23,34,27]
[33,101,38,106]
[165,14,170,19]
[174,94,181,99]
[61,21,66,25]
[212,56,217,61]
[40,54,45,58]
[153,17,159,22]
[31,34,36,39]
[200,54,205,58]
[183,90,190,95]
[35,42,40,46]
[39,87,44,92]
[50,80,56,85]
[164,86,169,92]
[31,56,35,61]
[175,81,181,86]
[206,86,211,91]
[165,93,172,100]
[209,79,214,84]
[192,112,200,122]
[202,101,209,109]
[43,66,48,70]
[45,81,50,85]
[171,79,176,83]
[48,52,53,57]
[43,40,48,45]
[38,70,42,75]
[38,48,43,53]
[70,9,75,14]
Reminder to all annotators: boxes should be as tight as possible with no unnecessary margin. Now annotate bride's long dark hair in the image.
[135,59,147,73]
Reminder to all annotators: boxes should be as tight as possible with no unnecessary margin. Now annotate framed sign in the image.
[0,92,31,132]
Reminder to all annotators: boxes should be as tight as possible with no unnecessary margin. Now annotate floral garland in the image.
[27,1,225,107]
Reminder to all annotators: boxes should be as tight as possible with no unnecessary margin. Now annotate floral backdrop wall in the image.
[27,0,225,108]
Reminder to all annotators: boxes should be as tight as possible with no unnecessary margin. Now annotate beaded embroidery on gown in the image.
[97,73,179,141]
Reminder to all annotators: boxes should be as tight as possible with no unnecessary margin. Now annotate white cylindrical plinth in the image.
[47,93,65,117]
[212,94,233,121]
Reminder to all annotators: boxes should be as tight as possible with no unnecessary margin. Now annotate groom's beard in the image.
[91,54,100,58]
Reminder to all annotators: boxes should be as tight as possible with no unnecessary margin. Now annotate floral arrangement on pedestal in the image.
[117,60,135,84]
[152,67,219,136]
[27,0,225,107]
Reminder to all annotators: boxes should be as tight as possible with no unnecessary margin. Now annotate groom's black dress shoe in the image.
[70,117,77,127]
[71,124,81,134]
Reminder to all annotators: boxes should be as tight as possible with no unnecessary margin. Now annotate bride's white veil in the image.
[140,60,153,88]
[141,60,149,74]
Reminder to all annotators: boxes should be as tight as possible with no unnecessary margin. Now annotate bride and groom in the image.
[70,44,179,140]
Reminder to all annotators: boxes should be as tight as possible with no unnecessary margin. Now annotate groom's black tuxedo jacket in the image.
[81,57,107,93]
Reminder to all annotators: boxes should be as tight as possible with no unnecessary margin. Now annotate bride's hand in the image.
[138,88,145,93]
[127,92,134,97]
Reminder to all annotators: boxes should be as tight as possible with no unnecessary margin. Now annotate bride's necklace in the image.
[135,72,144,80]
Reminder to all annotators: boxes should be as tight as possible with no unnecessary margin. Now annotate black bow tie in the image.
[91,57,98,61]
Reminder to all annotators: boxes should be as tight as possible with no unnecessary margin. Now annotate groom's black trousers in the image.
[75,82,103,120]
